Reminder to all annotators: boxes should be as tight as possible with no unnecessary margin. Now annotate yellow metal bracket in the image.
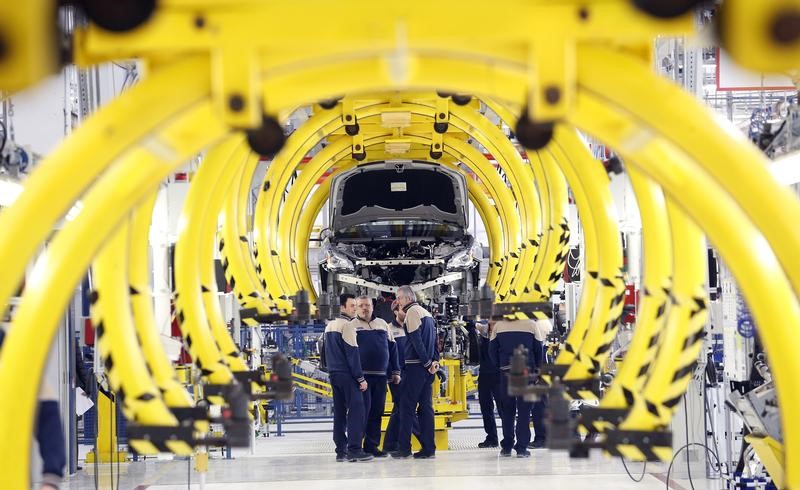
[721,0,800,74]
[213,46,261,128]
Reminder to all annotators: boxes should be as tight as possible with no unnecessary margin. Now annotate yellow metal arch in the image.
[291,155,501,300]
[92,221,193,455]
[569,92,794,464]
[260,100,528,302]
[0,101,228,486]
[128,191,198,411]
[279,130,513,299]
[0,56,212,322]
[173,135,240,386]
[1,4,799,486]
[598,166,672,412]
[219,151,276,318]
[578,45,800,298]
[197,141,251,372]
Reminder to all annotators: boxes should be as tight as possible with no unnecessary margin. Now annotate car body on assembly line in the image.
[319,160,481,300]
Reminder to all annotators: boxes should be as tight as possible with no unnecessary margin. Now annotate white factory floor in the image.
[61,417,727,490]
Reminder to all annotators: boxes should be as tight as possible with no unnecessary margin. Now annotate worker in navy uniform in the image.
[324,293,373,462]
[476,320,503,448]
[382,300,421,452]
[350,295,400,458]
[391,285,440,459]
[0,329,66,489]
[528,319,553,449]
[489,318,543,458]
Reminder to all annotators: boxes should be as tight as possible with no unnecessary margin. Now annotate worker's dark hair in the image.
[339,293,356,306]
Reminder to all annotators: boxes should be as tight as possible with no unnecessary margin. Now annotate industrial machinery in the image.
[2,2,800,489]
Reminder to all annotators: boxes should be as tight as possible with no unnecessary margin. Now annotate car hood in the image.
[329,160,468,232]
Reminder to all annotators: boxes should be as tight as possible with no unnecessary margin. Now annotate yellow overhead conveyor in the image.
[220,151,276,320]
[0,97,228,485]
[128,191,199,412]
[92,221,193,456]
[173,134,239,388]
[1,2,799,488]
[264,99,526,302]
[290,148,503,299]
[590,167,673,427]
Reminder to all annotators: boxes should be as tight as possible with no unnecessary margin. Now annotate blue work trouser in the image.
[477,372,503,443]
[397,364,435,454]
[362,374,388,452]
[330,372,366,456]
[531,394,547,442]
[383,372,420,451]
[498,371,532,453]
[37,400,66,478]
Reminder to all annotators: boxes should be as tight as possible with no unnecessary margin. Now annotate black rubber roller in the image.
[345,123,360,136]
[318,97,342,110]
[450,94,472,106]
[82,0,157,32]
[515,110,554,151]
[246,116,286,157]
[631,0,707,19]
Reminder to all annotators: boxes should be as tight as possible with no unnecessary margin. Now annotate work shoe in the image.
[499,448,513,457]
[478,440,499,448]
[369,449,388,458]
[336,454,347,462]
[413,451,436,459]
[390,450,412,459]
[527,440,546,449]
[516,450,531,458]
[348,451,374,462]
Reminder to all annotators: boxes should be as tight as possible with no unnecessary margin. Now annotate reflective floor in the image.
[61,420,726,490]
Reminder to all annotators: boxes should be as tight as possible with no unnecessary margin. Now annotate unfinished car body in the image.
[319,160,481,300]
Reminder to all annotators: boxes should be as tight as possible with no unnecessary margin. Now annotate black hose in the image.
[666,443,723,490]
[620,456,646,482]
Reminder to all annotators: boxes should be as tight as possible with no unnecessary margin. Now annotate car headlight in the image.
[326,251,354,272]
[446,250,474,270]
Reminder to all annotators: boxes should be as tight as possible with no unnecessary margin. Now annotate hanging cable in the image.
[663,391,729,490]
[666,442,724,490]
[620,456,646,482]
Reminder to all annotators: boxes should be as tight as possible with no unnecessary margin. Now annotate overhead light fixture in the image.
[0,178,23,207]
